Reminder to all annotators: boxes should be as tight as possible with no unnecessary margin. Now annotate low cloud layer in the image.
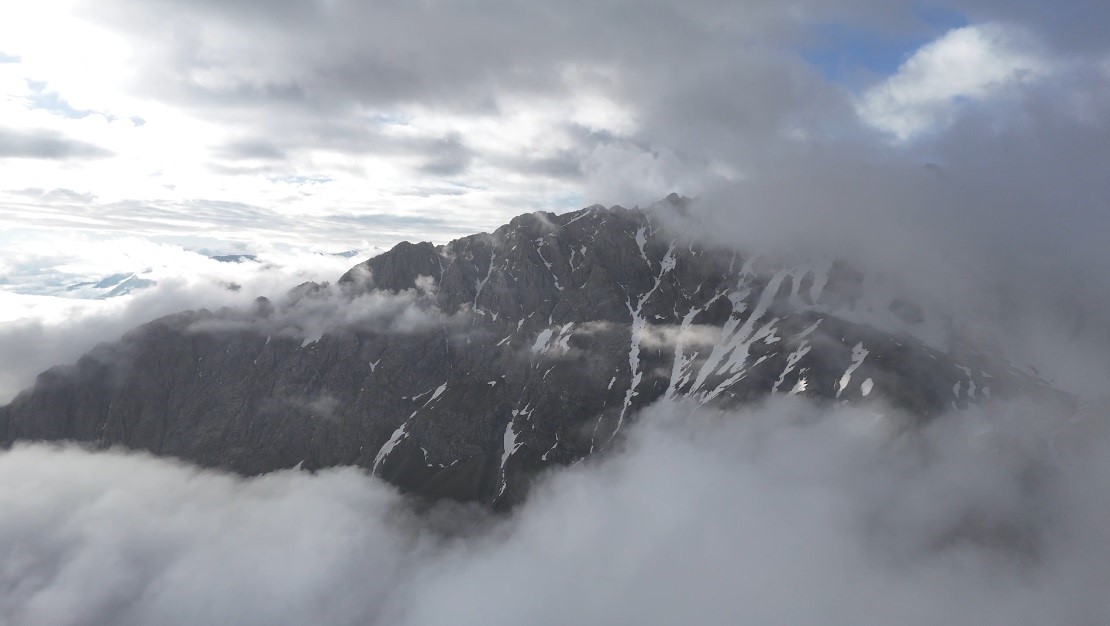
[2,397,1107,625]
[0,242,364,403]
[187,276,455,344]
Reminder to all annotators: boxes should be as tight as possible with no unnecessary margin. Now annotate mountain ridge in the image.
[0,199,1064,506]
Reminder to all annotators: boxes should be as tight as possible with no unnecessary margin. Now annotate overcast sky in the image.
[2,0,1106,250]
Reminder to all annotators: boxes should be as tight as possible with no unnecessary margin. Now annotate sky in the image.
[1,0,1105,251]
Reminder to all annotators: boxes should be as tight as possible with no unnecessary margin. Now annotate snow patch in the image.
[772,341,812,393]
[541,433,560,461]
[635,226,649,262]
[497,420,525,498]
[836,342,869,398]
[692,269,790,404]
[372,424,408,475]
[531,329,554,354]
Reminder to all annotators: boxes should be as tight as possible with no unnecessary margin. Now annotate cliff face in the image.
[0,199,1056,506]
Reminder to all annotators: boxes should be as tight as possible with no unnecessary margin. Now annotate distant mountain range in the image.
[57,250,362,300]
[65,272,157,299]
[0,197,1066,507]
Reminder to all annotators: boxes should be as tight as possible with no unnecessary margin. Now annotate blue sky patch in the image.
[800,6,969,89]
[26,80,95,119]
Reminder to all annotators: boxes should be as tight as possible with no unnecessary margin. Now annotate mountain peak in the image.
[0,202,1066,508]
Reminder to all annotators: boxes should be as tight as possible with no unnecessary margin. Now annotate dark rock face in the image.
[0,200,1059,507]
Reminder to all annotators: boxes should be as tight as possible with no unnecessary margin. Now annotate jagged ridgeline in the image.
[0,197,1057,506]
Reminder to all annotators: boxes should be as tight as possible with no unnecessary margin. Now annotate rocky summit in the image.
[0,197,1059,506]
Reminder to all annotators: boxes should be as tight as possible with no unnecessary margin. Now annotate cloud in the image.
[0,127,112,159]
[632,16,1110,396]
[186,277,456,344]
[0,239,366,403]
[217,138,288,161]
[2,396,1108,625]
[857,23,1052,140]
[0,445,426,626]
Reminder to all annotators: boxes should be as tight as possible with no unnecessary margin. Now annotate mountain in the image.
[209,254,259,264]
[0,198,1063,507]
[65,272,157,299]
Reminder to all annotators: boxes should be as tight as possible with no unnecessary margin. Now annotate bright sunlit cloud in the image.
[856,23,1053,140]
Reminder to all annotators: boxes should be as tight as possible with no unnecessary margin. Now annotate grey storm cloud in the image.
[2,397,1109,625]
[0,128,112,160]
[64,0,881,182]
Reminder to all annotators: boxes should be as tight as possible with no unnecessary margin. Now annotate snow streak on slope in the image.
[690,268,790,404]
[666,292,727,401]
[607,240,679,447]
[498,421,523,497]
[836,343,869,399]
[373,382,448,475]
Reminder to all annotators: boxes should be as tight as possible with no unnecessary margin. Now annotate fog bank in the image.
[3,397,1107,625]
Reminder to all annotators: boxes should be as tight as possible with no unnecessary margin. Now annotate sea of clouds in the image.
[2,397,1107,626]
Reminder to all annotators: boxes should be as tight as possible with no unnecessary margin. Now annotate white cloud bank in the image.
[857,23,1053,140]
[2,397,1108,626]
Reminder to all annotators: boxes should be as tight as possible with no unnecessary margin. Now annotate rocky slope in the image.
[0,197,1059,506]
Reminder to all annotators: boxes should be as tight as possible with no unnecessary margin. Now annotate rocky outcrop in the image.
[0,199,1061,507]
